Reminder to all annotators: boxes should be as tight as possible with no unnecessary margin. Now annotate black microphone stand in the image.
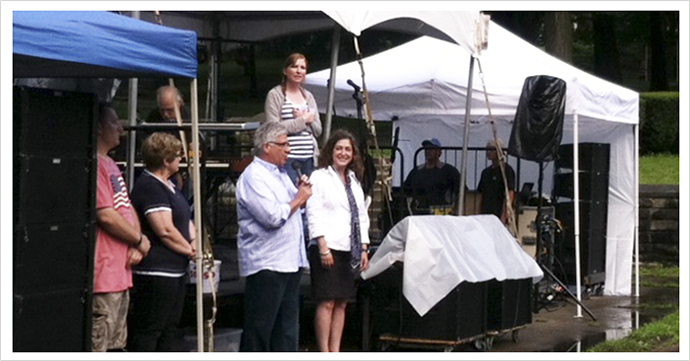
[347,79,376,195]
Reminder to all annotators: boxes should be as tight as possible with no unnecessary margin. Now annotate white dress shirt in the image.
[236,156,309,277]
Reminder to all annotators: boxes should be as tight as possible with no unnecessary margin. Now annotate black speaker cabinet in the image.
[555,143,610,174]
[370,264,487,342]
[13,87,96,157]
[508,75,566,162]
[552,171,609,201]
[14,289,89,352]
[555,228,607,285]
[555,202,607,285]
[13,86,97,351]
[14,223,92,295]
[15,156,93,225]
[486,279,532,332]
[556,201,608,232]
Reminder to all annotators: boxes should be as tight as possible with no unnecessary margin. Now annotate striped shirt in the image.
[281,100,314,159]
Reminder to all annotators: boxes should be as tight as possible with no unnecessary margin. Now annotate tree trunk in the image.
[649,12,669,91]
[593,13,622,84]
[543,12,573,63]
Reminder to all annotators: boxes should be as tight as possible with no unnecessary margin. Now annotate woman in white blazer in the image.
[306,129,370,352]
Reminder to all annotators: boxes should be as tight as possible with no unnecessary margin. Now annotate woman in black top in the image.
[128,132,197,351]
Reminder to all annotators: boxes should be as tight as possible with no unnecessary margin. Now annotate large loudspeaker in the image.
[13,86,97,351]
[369,264,532,344]
[370,264,486,342]
[555,226,607,285]
[553,143,610,200]
[508,75,567,162]
[554,143,610,173]
[553,143,610,286]
[486,279,532,332]
[555,202,607,285]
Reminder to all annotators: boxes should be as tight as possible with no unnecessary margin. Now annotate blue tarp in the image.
[13,11,197,78]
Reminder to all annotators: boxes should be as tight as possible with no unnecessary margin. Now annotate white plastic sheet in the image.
[361,215,543,316]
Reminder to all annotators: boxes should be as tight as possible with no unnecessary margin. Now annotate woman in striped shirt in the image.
[264,53,322,184]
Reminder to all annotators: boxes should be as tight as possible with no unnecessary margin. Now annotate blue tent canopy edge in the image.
[13,11,198,79]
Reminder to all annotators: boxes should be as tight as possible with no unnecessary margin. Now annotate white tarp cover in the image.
[305,22,639,296]
[361,215,543,316]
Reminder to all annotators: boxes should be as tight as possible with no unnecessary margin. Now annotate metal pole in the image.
[458,56,475,215]
[634,123,640,297]
[212,18,219,123]
[126,11,140,187]
[191,79,204,352]
[323,25,341,143]
[573,113,583,318]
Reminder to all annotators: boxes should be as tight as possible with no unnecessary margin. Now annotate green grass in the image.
[587,310,679,352]
[588,263,679,352]
[639,154,679,184]
[638,263,679,278]
[637,263,679,289]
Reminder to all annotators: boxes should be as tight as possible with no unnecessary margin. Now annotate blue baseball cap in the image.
[422,138,442,148]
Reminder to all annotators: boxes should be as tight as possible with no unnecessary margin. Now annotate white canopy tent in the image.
[304,23,640,298]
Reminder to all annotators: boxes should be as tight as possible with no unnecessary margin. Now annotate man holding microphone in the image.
[235,122,312,351]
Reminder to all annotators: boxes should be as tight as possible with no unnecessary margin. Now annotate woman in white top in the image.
[306,129,370,352]
[264,53,322,185]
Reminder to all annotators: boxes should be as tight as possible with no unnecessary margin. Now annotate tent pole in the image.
[212,18,220,123]
[458,56,475,215]
[323,25,341,143]
[126,10,140,188]
[573,113,583,318]
[190,78,204,352]
[127,79,139,187]
[634,124,640,297]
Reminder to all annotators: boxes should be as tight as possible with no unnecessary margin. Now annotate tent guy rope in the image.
[476,59,518,237]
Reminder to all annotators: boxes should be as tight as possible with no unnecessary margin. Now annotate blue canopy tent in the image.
[13,10,208,351]
[13,11,197,78]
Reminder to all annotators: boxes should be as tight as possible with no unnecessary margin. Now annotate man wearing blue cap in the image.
[403,138,462,213]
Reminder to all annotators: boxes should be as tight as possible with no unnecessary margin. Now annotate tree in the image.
[649,12,669,91]
[543,12,573,63]
[592,12,622,84]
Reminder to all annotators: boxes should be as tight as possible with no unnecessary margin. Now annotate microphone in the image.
[346,79,361,92]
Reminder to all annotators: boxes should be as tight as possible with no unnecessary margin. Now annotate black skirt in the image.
[308,247,356,301]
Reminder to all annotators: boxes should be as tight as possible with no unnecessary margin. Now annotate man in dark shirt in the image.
[477,139,515,224]
[403,138,462,213]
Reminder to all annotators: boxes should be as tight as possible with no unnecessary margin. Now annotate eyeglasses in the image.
[268,141,290,149]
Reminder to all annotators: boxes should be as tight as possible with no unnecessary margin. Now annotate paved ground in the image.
[484,294,642,352]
